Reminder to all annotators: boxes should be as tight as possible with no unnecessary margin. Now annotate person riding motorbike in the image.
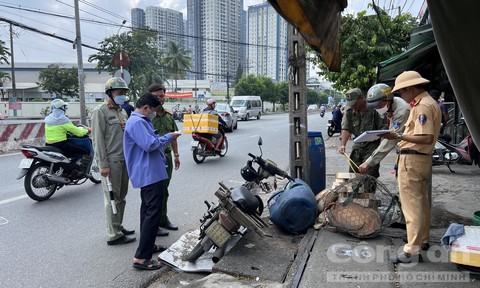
[44,99,92,173]
[332,104,343,131]
[202,98,227,153]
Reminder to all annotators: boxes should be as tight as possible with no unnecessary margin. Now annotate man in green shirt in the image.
[338,88,388,192]
[149,84,181,237]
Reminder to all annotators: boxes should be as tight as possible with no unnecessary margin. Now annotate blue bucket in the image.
[268,179,317,234]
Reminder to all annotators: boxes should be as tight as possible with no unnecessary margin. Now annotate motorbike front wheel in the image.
[219,138,228,157]
[24,162,57,201]
[193,142,206,164]
[186,236,214,262]
[89,156,101,184]
[327,126,335,137]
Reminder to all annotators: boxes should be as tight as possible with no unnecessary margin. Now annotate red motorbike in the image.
[191,126,228,163]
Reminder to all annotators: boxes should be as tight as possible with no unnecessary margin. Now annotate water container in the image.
[308,131,326,195]
[267,179,317,234]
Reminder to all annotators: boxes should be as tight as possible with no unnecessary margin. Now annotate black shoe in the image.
[389,252,423,264]
[107,235,136,246]
[161,221,178,231]
[402,235,430,251]
[122,228,135,235]
[156,227,169,237]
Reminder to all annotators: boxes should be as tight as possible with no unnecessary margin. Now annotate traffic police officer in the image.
[148,84,180,237]
[338,88,388,191]
[91,77,136,245]
[359,83,410,173]
[381,71,441,264]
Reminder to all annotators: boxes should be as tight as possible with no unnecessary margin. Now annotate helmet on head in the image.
[206,98,216,105]
[392,71,430,92]
[366,83,393,109]
[241,161,260,182]
[105,77,129,94]
[51,99,68,111]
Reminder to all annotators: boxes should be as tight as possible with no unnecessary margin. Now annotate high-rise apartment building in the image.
[131,8,145,29]
[247,2,288,82]
[145,6,184,52]
[187,0,243,83]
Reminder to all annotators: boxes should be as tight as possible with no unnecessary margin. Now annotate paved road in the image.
[0,113,330,287]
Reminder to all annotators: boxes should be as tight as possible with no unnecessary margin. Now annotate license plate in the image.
[205,220,231,247]
[191,140,199,151]
[18,158,33,169]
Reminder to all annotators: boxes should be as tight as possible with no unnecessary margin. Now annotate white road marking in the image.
[0,195,28,205]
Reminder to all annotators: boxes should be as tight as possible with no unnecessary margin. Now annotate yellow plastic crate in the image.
[183,113,218,134]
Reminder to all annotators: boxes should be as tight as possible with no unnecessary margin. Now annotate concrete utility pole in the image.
[74,0,86,125]
[9,23,17,116]
[288,24,309,182]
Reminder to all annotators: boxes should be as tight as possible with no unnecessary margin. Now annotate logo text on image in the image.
[327,272,470,283]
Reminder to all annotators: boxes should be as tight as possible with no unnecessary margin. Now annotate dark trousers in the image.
[135,180,165,260]
[159,152,172,226]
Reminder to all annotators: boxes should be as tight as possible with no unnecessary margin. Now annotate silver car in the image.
[215,103,238,132]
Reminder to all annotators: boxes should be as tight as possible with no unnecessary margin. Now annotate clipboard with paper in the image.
[353,129,392,143]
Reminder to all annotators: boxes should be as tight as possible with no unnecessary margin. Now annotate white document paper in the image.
[353,129,392,143]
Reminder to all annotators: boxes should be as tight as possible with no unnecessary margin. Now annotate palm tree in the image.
[0,71,10,99]
[0,39,10,64]
[162,41,192,91]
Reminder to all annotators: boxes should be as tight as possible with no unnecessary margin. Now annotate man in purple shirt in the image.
[123,93,181,270]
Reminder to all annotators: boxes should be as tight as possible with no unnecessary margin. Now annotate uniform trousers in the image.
[159,152,173,226]
[135,180,166,260]
[397,154,431,255]
[102,160,129,241]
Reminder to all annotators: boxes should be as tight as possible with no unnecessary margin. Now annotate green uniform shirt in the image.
[91,102,127,168]
[342,107,388,148]
[152,109,178,153]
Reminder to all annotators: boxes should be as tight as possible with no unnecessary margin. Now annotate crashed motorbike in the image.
[185,137,293,263]
[17,133,101,201]
[433,133,479,173]
[191,125,228,163]
[327,119,342,137]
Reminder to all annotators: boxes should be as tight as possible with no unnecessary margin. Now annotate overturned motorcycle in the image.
[17,134,101,201]
[184,137,293,263]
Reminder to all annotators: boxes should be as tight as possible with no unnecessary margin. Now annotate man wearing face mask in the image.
[358,83,410,173]
[91,77,136,245]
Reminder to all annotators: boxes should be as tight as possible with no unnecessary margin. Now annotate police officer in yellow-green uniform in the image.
[338,88,388,191]
[382,71,441,264]
[91,77,136,245]
[148,84,180,237]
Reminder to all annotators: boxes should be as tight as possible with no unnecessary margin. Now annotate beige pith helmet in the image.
[392,71,430,92]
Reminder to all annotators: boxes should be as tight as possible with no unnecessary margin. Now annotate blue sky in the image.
[0,0,424,64]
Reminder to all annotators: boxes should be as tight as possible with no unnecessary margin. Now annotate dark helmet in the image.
[241,161,259,182]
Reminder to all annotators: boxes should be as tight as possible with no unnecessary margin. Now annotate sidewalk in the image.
[150,134,480,287]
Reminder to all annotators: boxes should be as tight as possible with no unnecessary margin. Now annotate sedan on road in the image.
[216,103,238,132]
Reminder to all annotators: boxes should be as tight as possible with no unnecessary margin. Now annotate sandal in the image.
[132,259,162,270]
[153,244,167,253]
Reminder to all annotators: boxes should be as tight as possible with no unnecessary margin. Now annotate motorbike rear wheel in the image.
[89,156,101,184]
[219,138,228,157]
[186,236,214,262]
[24,162,57,201]
[327,126,335,137]
[193,143,206,164]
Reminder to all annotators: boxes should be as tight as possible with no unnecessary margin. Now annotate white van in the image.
[230,96,262,121]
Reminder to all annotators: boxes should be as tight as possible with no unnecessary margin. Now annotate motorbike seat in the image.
[231,186,259,215]
[439,134,453,143]
[22,144,64,154]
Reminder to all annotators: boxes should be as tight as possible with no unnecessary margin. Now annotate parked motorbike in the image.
[185,137,293,263]
[17,134,101,201]
[191,125,228,163]
[327,119,342,137]
[433,133,480,173]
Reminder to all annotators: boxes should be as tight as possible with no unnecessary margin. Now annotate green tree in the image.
[0,71,10,99]
[311,7,417,92]
[259,76,276,111]
[37,64,78,99]
[306,88,320,105]
[88,29,163,99]
[0,39,10,64]
[234,74,265,96]
[275,81,289,111]
[162,41,192,91]
[235,63,243,85]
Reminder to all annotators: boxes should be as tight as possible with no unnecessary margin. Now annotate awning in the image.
[165,92,193,98]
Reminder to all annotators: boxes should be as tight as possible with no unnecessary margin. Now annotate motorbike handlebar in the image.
[247,153,294,181]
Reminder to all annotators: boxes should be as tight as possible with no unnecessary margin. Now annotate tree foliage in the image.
[234,74,265,96]
[235,63,243,85]
[88,29,164,99]
[162,41,192,91]
[37,64,78,99]
[0,39,10,64]
[311,7,417,92]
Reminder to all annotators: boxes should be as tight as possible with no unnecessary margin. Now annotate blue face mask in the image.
[114,95,127,105]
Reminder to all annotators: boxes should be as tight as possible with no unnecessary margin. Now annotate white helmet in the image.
[51,99,68,111]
